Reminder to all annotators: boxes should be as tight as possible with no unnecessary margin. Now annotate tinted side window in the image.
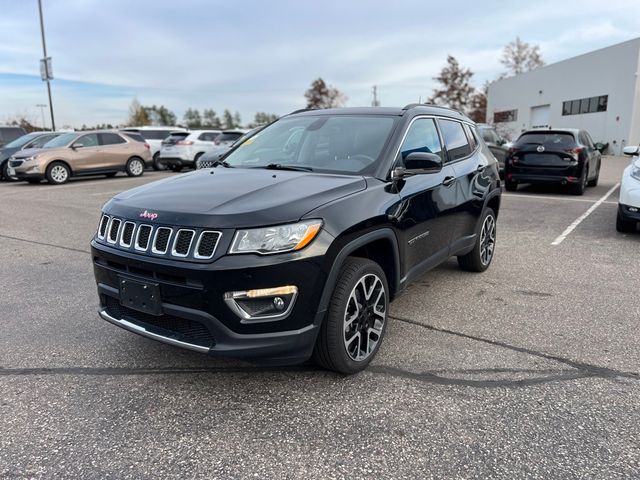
[198,132,218,141]
[399,118,444,162]
[100,133,127,145]
[76,134,99,147]
[439,119,471,161]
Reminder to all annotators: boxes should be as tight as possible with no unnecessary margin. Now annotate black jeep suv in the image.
[91,105,501,374]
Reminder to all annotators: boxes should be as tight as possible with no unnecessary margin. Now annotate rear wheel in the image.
[458,207,496,272]
[504,179,517,192]
[313,257,388,374]
[169,164,183,172]
[570,167,587,195]
[152,152,166,171]
[125,157,144,177]
[616,211,637,233]
[588,161,600,187]
[45,161,70,185]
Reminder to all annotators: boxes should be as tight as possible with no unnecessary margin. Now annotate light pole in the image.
[37,0,55,131]
[36,103,47,130]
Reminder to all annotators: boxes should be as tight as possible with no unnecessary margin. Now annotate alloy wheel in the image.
[129,159,144,176]
[51,165,68,183]
[479,214,496,266]
[343,273,387,361]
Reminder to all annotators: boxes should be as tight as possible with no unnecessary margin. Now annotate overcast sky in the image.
[1,0,639,128]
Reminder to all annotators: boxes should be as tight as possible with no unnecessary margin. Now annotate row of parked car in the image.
[0,126,257,184]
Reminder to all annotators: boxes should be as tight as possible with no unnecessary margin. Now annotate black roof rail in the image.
[402,103,465,116]
[287,108,317,115]
[401,103,423,110]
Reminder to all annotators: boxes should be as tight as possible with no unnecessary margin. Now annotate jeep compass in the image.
[91,105,501,374]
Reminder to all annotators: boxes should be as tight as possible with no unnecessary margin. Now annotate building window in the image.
[493,109,517,123]
[562,95,608,116]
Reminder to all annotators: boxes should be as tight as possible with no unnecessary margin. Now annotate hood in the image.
[105,168,367,228]
[11,147,51,159]
[0,147,19,162]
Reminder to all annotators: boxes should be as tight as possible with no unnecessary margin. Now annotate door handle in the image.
[442,176,455,187]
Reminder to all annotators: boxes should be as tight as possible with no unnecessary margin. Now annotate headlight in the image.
[25,155,38,162]
[631,163,640,181]
[229,220,322,254]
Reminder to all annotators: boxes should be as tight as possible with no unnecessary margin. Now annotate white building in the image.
[487,37,640,155]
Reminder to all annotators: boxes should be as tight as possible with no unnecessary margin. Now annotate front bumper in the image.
[619,204,640,222]
[91,240,330,363]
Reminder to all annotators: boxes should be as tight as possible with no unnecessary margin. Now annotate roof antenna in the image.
[418,96,422,104]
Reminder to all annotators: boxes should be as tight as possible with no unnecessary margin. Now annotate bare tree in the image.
[428,55,475,113]
[127,98,150,126]
[500,37,544,76]
[467,82,489,123]
[304,78,347,109]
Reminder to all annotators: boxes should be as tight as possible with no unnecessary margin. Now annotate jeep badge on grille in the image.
[139,210,158,221]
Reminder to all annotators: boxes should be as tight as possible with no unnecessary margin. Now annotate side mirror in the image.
[623,145,639,156]
[404,152,443,173]
[71,143,84,149]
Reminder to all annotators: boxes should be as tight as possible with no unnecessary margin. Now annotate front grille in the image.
[9,159,24,167]
[153,227,172,253]
[136,225,152,251]
[104,297,214,349]
[173,230,195,256]
[96,214,222,262]
[120,222,135,247]
[195,231,220,258]
[108,218,121,243]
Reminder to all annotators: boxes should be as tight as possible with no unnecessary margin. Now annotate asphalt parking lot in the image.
[1,157,639,479]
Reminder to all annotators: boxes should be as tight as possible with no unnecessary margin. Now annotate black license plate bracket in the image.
[118,276,162,316]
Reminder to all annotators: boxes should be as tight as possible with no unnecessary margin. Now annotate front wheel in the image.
[126,157,145,177]
[616,211,637,233]
[458,207,496,272]
[1,161,17,182]
[313,257,389,374]
[45,161,70,185]
[152,152,166,171]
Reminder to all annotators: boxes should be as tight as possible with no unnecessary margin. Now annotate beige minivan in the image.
[8,130,152,185]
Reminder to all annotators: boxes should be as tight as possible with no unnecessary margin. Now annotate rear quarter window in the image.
[439,119,472,161]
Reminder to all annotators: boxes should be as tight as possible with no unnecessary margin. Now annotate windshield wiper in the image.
[212,159,233,168]
[259,163,313,172]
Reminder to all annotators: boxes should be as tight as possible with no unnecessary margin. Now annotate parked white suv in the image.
[157,129,221,171]
[120,126,186,170]
[617,145,640,233]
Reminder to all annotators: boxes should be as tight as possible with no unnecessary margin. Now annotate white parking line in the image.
[550,183,620,246]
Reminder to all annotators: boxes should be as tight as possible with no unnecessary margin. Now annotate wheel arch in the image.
[317,228,401,317]
[47,159,73,174]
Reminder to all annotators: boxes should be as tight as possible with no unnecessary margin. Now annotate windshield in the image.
[4,133,39,149]
[223,115,396,174]
[43,132,77,148]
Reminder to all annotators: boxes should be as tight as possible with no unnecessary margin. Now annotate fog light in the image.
[630,207,638,212]
[224,286,298,322]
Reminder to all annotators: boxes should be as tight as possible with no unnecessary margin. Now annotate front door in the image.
[391,118,458,278]
[70,133,102,172]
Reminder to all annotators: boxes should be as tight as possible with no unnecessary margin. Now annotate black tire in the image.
[105,172,117,178]
[504,179,517,192]
[45,161,70,185]
[125,157,145,177]
[312,257,389,374]
[458,207,496,272]
[570,166,587,195]
[194,152,204,166]
[588,162,600,187]
[169,164,183,172]
[616,211,636,233]
[1,161,17,182]
[152,152,166,171]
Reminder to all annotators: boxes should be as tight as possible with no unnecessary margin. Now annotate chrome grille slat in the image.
[107,218,121,244]
[119,221,136,248]
[172,229,195,257]
[135,224,153,251]
[152,227,173,254]
[194,231,221,259]
[98,215,110,240]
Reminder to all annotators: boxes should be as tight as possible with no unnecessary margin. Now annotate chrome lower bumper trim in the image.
[98,309,210,353]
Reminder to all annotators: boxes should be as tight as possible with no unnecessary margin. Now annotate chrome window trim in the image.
[171,229,196,257]
[151,227,173,254]
[134,224,153,252]
[119,221,137,248]
[106,218,122,244]
[193,230,222,259]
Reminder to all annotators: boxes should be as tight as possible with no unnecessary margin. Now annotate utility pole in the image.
[38,0,55,131]
[36,104,47,130]
[371,85,380,107]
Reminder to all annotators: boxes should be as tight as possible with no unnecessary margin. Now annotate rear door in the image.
[99,133,131,169]
[393,117,457,275]
[69,133,101,172]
